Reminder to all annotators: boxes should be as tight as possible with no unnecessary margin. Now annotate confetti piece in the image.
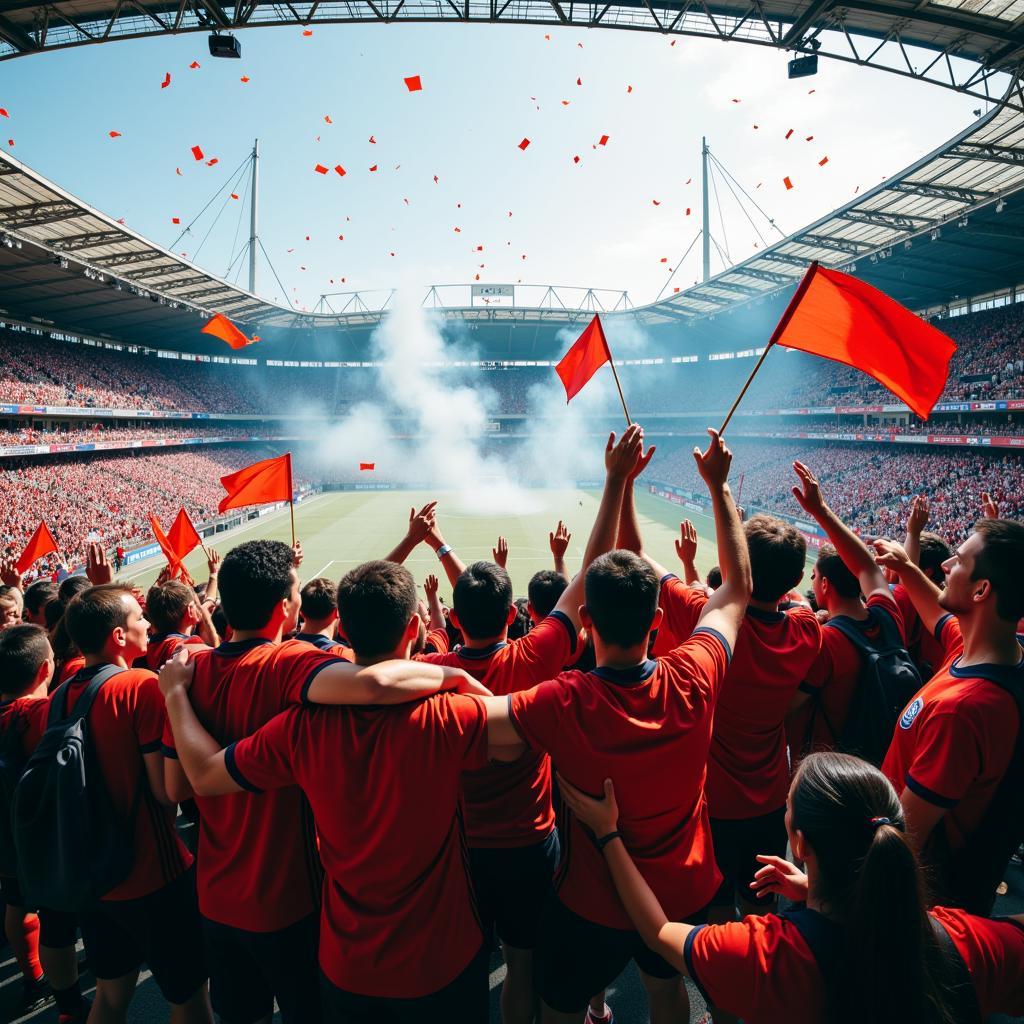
[230,193,239,199]
[334,164,346,176]
[660,257,668,263]
[338,235,344,240]
[474,273,480,280]
[302,29,313,35]
[206,158,218,166]
[305,235,311,240]
[561,100,570,106]
[805,135,814,141]
[576,77,582,85]
[685,207,691,215]
[369,135,376,144]
[753,124,759,129]
[189,61,200,69]
[627,85,633,93]
[369,164,378,172]
[108,130,122,138]
[819,156,829,166]
[454,227,461,232]
[0,109,9,118]
[191,145,204,161]
[599,134,609,146]
[433,175,439,183]
[176,167,182,176]
[686,177,692,184]
[161,72,171,89]
[404,75,422,92]
[573,155,580,164]
[785,128,794,139]
[325,115,333,124]
[6,139,11,146]
[783,176,794,190]
[652,199,661,205]
[389,251,395,256]
[731,97,741,103]
[808,89,816,94]
[172,217,180,224]
[240,76,250,83]
[314,163,328,174]
[403,198,409,205]
[518,138,530,150]
[544,33,550,39]
[673,287,680,293]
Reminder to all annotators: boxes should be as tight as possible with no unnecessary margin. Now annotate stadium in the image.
[0,1,1023,1022]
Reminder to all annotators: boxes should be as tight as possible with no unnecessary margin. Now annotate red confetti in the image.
[189,61,200,69]
[785,128,794,139]
[660,257,668,263]
[627,85,633,93]
[518,138,530,150]
[240,76,250,83]
[191,145,204,161]
[454,227,461,232]
[369,135,376,144]
[731,98,741,103]
[783,176,794,190]
[573,155,580,164]
[161,72,171,89]
[561,100,570,106]
[433,175,439,183]
[171,217,180,224]
[0,109,9,118]
[808,89,816,94]
[818,156,829,166]
[6,139,12,147]
[314,163,328,174]
[389,251,395,256]
[474,274,480,281]
[108,130,122,138]
[338,235,344,240]
[753,124,759,129]
[369,164,378,172]
[302,29,313,35]
[334,165,346,176]
[544,33,550,39]
[686,177,692,184]
[206,158,218,166]
[325,115,332,124]
[599,134,609,146]
[805,135,814,141]
[404,75,423,92]
[652,199,661,205]
[685,207,691,215]
[230,193,239,199]
[670,39,676,46]
[576,77,582,86]
[175,167,183,176]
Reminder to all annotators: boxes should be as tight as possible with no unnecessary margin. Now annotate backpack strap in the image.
[826,606,902,654]
[49,665,127,727]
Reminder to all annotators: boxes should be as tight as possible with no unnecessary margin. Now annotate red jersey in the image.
[892,582,946,679]
[228,694,489,999]
[786,593,905,764]
[509,628,730,929]
[293,632,355,661]
[137,632,207,673]
[881,614,1022,856]
[417,611,579,847]
[161,638,344,932]
[703,604,822,819]
[651,574,708,657]
[423,627,451,655]
[0,696,48,757]
[684,907,1024,1023]
[62,665,192,901]
[57,655,85,685]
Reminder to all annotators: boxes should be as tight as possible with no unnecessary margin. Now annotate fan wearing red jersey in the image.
[60,584,212,1024]
[293,576,353,659]
[404,435,636,1024]
[482,427,752,1024]
[159,559,494,1023]
[558,750,1024,1024]
[160,541,484,1024]
[873,518,1024,915]
[0,625,90,1024]
[138,579,216,672]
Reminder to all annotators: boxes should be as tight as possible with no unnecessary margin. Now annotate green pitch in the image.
[123,488,811,599]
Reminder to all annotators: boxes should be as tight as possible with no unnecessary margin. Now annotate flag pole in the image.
[608,357,631,427]
[718,262,819,435]
[286,453,296,548]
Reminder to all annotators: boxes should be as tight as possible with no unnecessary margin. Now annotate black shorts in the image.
[0,875,78,948]
[80,867,207,1006]
[709,808,788,908]
[535,895,708,1014]
[204,912,321,1024]
[319,944,487,1023]
[467,830,559,950]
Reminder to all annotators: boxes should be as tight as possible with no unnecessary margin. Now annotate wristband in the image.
[596,831,622,851]
[436,544,452,559]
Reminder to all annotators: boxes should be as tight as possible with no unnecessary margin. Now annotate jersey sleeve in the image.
[437,694,489,770]
[507,611,580,683]
[934,614,964,661]
[423,628,451,655]
[659,628,731,702]
[272,642,347,706]
[867,591,906,644]
[508,677,570,754]
[903,710,982,809]
[659,574,709,644]
[226,707,302,794]
[132,673,169,754]
[799,636,835,695]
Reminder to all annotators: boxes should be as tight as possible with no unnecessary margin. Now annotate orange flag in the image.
[770,264,956,419]
[201,313,258,350]
[16,521,58,575]
[167,508,203,562]
[556,314,612,402]
[219,453,292,513]
[150,515,183,576]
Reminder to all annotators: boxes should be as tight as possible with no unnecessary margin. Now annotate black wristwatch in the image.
[596,831,622,851]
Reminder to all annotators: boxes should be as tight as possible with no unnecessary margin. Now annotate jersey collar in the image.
[591,659,657,687]
[746,605,786,624]
[456,641,507,661]
[215,638,274,657]
[949,648,1024,685]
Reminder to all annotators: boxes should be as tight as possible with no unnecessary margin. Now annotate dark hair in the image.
[508,598,532,640]
[65,584,135,656]
[23,580,57,618]
[815,544,860,600]
[301,577,338,622]
[337,561,418,658]
[218,541,295,631]
[528,570,568,620]
[0,624,51,696]
[791,753,955,1024]
[44,597,66,632]
[584,551,659,648]
[452,562,513,640]
[48,575,91,667]
[706,566,722,591]
[57,575,91,605]
[745,515,806,603]
[918,532,952,580]
[145,580,196,635]
[971,519,1024,624]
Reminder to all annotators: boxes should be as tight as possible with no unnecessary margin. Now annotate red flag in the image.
[219,453,292,513]
[16,521,58,575]
[201,313,257,350]
[770,264,956,419]
[359,463,375,471]
[555,314,612,402]
[167,508,203,562]
[150,515,183,576]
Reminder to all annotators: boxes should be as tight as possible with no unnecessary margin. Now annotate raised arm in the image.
[384,501,438,565]
[872,539,945,636]
[903,495,929,569]
[423,574,446,632]
[694,430,752,650]
[549,521,571,581]
[791,461,889,601]
[204,548,221,606]
[424,515,468,589]
[675,521,700,585]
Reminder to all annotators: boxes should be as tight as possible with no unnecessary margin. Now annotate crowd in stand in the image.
[0,424,273,447]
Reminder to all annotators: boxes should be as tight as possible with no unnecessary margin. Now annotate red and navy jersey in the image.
[0,696,48,759]
[62,665,192,901]
[651,574,708,657]
[161,638,344,932]
[509,628,730,929]
[293,632,355,662]
[417,611,580,847]
[786,593,905,765]
[228,693,489,999]
[881,614,1022,856]
[892,582,946,679]
[683,906,1024,1023]
[136,632,207,673]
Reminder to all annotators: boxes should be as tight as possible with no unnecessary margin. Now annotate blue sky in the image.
[0,24,985,310]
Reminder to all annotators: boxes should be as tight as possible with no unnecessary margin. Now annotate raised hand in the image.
[0,558,23,591]
[750,855,809,903]
[424,574,439,602]
[692,428,732,490]
[549,521,571,559]
[158,647,195,699]
[907,494,929,536]
[605,424,645,480]
[407,501,439,544]
[492,536,509,569]
[85,542,113,585]
[628,439,656,481]
[291,540,304,568]
[207,548,222,576]
[981,491,999,520]
[872,538,912,572]
[675,520,698,565]
[557,774,620,838]
[791,460,826,518]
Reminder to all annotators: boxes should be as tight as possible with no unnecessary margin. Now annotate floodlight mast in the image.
[701,136,710,283]
[248,138,259,294]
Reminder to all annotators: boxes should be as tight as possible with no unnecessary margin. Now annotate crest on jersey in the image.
[899,698,924,730]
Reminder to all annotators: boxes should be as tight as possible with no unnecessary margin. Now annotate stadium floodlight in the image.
[208,33,241,58]
[788,54,818,79]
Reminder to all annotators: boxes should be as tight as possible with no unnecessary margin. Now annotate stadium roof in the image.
[0,87,1022,349]
[0,0,1023,110]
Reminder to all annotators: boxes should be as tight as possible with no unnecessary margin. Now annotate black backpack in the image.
[820,608,923,766]
[11,665,141,912]
[0,701,31,877]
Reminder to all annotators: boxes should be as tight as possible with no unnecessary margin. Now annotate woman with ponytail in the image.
[559,752,1024,1024]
